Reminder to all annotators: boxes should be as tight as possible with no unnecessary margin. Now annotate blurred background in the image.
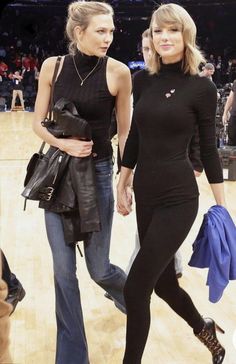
[0,0,236,109]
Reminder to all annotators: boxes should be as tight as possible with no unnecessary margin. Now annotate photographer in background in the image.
[222,80,236,145]
[10,70,25,111]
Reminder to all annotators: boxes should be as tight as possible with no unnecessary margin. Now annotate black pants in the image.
[123,198,204,364]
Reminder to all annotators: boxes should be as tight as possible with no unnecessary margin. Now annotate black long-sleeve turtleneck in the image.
[122,61,223,205]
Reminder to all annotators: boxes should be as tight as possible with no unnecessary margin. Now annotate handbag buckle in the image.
[41,118,56,127]
[39,186,54,201]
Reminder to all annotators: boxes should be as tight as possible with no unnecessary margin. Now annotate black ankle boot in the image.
[195,318,225,364]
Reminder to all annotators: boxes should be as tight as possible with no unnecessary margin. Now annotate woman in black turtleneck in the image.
[32,2,131,364]
[117,4,226,364]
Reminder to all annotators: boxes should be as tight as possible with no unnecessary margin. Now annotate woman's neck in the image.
[73,48,101,78]
[160,59,184,74]
[161,55,183,65]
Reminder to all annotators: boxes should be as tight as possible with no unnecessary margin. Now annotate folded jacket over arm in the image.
[189,205,236,303]
[39,98,100,244]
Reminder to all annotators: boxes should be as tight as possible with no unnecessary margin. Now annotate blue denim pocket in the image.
[94,157,113,178]
[94,158,114,210]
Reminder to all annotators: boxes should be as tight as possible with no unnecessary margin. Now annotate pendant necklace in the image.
[72,55,100,86]
[165,89,175,98]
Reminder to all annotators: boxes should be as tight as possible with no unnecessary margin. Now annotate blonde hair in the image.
[66,1,114,55]
[148,3,205,75]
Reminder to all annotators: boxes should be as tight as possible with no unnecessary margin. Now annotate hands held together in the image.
[117,185,133,216]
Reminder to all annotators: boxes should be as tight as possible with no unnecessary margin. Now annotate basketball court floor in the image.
[0,111,236,363]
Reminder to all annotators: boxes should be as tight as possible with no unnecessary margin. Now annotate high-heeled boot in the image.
[194,318,225,364]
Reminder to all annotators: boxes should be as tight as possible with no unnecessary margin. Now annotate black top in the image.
[54,50,116,160]
[122,61,223,205]
[12,77,23,90]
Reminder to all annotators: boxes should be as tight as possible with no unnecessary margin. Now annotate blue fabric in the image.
[188,205,236,303]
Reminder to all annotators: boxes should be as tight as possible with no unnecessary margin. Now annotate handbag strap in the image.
[48,56,62,120]
[39,55,62,152]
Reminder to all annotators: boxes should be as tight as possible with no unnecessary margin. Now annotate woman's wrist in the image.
[216,200,227,207]
[54,138,65,151]
[117,168,133,190]
[117,182,125,191]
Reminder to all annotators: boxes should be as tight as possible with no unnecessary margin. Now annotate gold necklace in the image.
[72,55,100,86]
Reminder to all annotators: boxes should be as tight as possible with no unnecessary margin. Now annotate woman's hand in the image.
[117,185,133,216]
[58,138,93,157]
[222,113,228,124]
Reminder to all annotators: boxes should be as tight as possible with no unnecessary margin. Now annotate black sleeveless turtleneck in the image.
[54,50,116,160]
[122,61,223,205]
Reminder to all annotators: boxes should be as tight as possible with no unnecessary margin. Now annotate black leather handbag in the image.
[23,142,45,187]
[41,97,91,139]
[22,56,62,207]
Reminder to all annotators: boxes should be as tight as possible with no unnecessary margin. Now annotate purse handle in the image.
[39,55,62,153]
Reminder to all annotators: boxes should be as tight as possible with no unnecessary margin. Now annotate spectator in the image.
[0,59,8,77]
[0,46,6,59]
[10,70,25,111]
[222,80,236,145]
[208,53,216,66]
[13,54,22,71]
[199,62,215,81]
[229,58,236,82]
[215,55,223,86]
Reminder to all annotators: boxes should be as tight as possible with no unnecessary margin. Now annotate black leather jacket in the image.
[39,98,100,245]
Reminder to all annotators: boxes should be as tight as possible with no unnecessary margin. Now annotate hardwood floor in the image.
[0,111,236,363]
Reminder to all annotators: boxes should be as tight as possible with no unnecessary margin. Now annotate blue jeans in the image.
[45,158,126,364]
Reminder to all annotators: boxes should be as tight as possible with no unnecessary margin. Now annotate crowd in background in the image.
[0,1,236,110]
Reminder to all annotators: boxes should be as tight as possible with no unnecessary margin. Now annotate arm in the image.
[13,74,23,80]
[196,78,226,207]
[33,57,92,158]
[222,90,234,123]
[117,166,133,215]
[117,72,143,215]
[188,125,203,176]
[115,64,132,158]
[114,65,133,214]
[210,183,226,206]
[117,115,139,216]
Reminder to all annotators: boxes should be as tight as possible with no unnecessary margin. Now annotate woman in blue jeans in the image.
[32,1,132,363]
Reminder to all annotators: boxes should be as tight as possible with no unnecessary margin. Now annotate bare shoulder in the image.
[106,57,131,96]
[107,57,130,78]
[41,56,58,72]
[40,56,65,84]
